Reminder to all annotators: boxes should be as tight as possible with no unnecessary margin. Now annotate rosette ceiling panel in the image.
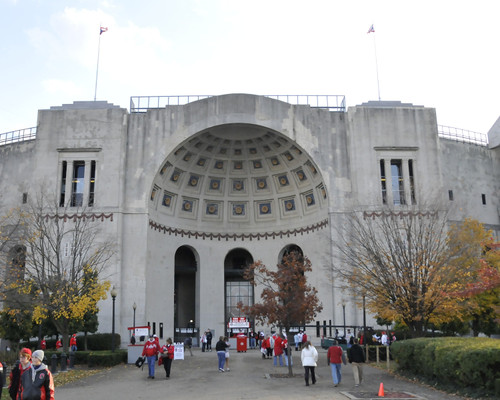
[149,124,328,234]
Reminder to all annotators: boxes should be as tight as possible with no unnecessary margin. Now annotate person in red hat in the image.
[9,348,32,400]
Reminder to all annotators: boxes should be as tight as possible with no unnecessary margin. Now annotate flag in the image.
[367,24,375,34]
[100,27,108,35]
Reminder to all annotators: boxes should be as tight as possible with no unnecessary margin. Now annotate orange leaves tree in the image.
[1,193,114,351]
[238,251,323,376]
[445,218,500,336]
[331,208,496,336]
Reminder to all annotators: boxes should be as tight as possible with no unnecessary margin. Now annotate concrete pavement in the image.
[56,346,467,400]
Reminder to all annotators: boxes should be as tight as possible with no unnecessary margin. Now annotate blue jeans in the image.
[273,354,283,366]
[217,351,226,370]
[284,353,293,366]
[147,356,156,377]
[330,363,342,384]
[249,338,256,349]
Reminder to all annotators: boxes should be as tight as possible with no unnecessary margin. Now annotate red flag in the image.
[100,27,108,35]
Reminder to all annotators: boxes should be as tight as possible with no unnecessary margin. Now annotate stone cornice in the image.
[149,218,329,241]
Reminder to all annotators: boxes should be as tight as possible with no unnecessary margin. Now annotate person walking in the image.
[215,336,229,372]
[9,348,32,400]
[184,336,193,356]
[70,334,77,351]
[206,329,213,352]
[160,338,175,378]
[301,340,318,386]
[347,338,366,387]
[327,340,344,387]
[142,335,160,379]
[18,350,54,400]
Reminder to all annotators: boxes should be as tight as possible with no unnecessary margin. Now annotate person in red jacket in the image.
[18,350,55,400]
[55,339,62,351]
[142,335,160,379]
[159,338,175,378]
[327,340,344,386]
[9,348,32,400]
[273,334,284,367]
[40,339,46,351]
[70,334,77,351]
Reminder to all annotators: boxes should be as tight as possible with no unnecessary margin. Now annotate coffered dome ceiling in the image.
[149,124,328,234]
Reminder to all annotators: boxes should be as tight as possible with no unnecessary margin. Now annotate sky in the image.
[1,0,499,136]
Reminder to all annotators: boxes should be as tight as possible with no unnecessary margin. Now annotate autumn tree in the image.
[331,207,497,336]
[238,251,323,376]
[445,219,500,336]
[1,192,114,351]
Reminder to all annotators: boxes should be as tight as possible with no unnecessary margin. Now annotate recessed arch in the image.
[174,246,199,328]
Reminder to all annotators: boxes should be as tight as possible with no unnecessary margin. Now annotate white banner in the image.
[174,343,184,360]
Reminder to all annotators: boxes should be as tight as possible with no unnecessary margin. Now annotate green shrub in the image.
[391,337,500,395]
[88,350,127,367]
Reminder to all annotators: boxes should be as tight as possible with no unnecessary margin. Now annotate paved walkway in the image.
[56,346,467,400]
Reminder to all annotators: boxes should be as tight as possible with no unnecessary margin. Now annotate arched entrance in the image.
[174,246,198,328]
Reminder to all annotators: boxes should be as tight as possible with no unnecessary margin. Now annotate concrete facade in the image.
[0,94,499,347]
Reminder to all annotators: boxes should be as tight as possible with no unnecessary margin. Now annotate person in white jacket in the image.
[300,340,318,386]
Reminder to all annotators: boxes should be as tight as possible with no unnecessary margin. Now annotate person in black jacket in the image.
[215,336,229,372]
[347,338,366,387]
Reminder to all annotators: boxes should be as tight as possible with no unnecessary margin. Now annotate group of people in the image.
[141,334,175,379]
[199,329,213,352]
[326,338,366,387]
[8,347,55,400]
[259,332,292,367]
[372,331,396,346]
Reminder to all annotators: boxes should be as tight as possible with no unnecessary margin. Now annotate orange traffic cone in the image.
[378,382,385,397]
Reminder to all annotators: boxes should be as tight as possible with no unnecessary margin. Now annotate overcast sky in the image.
[1,0,499,136]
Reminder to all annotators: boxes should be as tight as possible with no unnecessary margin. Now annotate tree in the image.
[331,208,495,336]
[445,219,500,336]
[1,192,114,351]
[238,251,323,376]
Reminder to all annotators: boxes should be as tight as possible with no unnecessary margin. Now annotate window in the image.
[59,159,97,207]
[59,161,67,206]
[380,160,387,204]
[71,161,85,207]
[226,281,253,319]
[89,160,96,207]
[391,160,405,205]
[408,160,416,204]
[482,194,486,205]
[448,190,454,201]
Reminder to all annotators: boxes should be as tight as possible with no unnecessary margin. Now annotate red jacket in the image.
[273,337,284,356]
[142,339,160,357]
[327,345,343,364]
[161,344,174,360]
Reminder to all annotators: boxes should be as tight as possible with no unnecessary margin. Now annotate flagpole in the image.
[371,29,381,101]
[372,33,381,101]
[94,31,101,101]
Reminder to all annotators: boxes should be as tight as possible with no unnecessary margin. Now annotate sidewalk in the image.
[56,346,467,400]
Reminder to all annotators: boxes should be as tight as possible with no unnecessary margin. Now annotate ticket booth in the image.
[227,317,249,349]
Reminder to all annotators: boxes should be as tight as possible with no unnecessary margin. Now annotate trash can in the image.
[236,334,247,352]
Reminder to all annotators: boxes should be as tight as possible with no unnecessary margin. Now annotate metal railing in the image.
[438,125,488,147]
[130,94,346,113]
[0,127,37,147]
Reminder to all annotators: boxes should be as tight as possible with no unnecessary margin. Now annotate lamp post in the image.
[111,286,117,352]
[133,302,137,331]
[342,303,346,339]
[362,295,367,345]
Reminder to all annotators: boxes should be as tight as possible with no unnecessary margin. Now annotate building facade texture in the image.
[0,94,499,346]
